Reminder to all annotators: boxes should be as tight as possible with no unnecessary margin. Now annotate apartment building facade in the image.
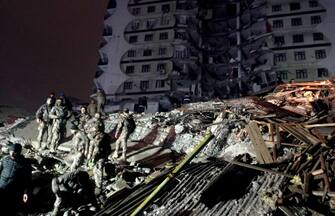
[267,0,332,82]
[95,0,201,108]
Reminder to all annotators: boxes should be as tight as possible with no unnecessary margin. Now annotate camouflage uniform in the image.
[35,100,53,149]
[112,113,130,160]
[70,130,89,171]
[49,101,66,152]
[77,112,91,131]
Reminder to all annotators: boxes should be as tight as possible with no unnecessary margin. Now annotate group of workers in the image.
[0,90,137,215]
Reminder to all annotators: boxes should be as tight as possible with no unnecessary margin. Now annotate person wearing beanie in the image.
[0,143,32,214]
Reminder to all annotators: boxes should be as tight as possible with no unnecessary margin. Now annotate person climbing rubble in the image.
[0,143,32,215]
[35,97,54,149]
[112,108,136,161]
[76,106,91,131]
[69,124,89,171]
[51,169,98,216]
[49,98,67,152]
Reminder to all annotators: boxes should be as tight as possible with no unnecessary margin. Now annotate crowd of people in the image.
[0,90,137,215]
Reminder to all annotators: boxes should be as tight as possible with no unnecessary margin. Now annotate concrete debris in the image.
[3,80,335,215]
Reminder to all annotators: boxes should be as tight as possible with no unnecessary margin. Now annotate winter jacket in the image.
[0,155,32,195]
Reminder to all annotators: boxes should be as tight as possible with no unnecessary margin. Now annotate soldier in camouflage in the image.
[49,98,67,152]
[69,125,89,171]
[35,97,54,149]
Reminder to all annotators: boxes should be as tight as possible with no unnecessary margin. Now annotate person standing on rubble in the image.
[0,143,32,214]
[87,99,98,117]
[112,108,135,161]
[76,106,91,131]
[51,169,98,216]
[49,98,67,152]
[69,125,89,171]
[90,89,106,114]
[36,97,54,149]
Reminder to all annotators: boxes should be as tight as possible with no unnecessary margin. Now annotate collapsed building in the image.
[1,80,335,215]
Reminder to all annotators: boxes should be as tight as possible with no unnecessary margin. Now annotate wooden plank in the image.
[304,123,335,128]
[246,121,274,164]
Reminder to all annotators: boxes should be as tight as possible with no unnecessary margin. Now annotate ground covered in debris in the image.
[1,80,335,215]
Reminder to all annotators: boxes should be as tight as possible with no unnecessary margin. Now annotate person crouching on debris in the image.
[36,97,54,150]
[0,143,32,214]
[49,98,67,152]
[112,108,136,161]
[70,125,89,171]
[51,170,98,216]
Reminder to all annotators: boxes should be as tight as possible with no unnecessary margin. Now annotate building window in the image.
[291,17,302,26]
[124,82,132,90]
[296,69,308,79]
[157,63,166,73]
[147,6,155,13]
[129,35,138,43]
[159,32,169,40]
[294,51,306,61]
[143,49,152,56]
[175,31,186,40]
[277,71,288,80]
[274,53,286,64]
[156,80,165,88]
[274,36,285,46]
[162,4,170,13]
[144,34,153,41]
[311,15,322,24]
[132,7,141,15]
[272,5,282,12]
[131,21,140,30]
[313,32,324,41]
[317,68,329,77]
[290,2,301,11]
[309,0,319,7]
[127,50,136,57]
[293,34,304,43]
[140,80,149,90]
[125,66,135,74]
[315,49,326,59]
[146,19,155,29]
[273,20,283,28]
[141,64,151,72]
[158,47,167,55]
[161,17,170,25]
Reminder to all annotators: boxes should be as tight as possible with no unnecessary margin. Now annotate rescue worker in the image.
[90,89,106,113]
[49,98,67,152]
[51,170,97,216]
[0,143,32,214]
[112,108,135,161]
[69,125,89,171]
[84,112,104,140]
[87,99,98,117]
[36,97,54,149]
[76,106,91,131]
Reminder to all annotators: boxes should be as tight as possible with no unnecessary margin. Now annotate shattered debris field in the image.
[2,80,335,215]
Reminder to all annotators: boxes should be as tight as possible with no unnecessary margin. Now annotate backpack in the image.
[127,116,136,133]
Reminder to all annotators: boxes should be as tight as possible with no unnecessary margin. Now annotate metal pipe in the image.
[130,131,215,216]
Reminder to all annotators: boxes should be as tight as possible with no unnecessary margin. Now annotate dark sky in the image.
[0,0,108,112]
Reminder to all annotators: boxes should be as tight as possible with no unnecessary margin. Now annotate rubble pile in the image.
[2,80,335,215]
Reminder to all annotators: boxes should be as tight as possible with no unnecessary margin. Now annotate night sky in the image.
[0,0,108,112]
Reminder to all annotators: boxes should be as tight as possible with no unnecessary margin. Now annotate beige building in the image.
[267,0,332,82]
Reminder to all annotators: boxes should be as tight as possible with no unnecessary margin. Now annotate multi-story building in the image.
[267,0,333,82]
[200,0,275,98]
[95,0,202,110]
[95,0,334,110]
